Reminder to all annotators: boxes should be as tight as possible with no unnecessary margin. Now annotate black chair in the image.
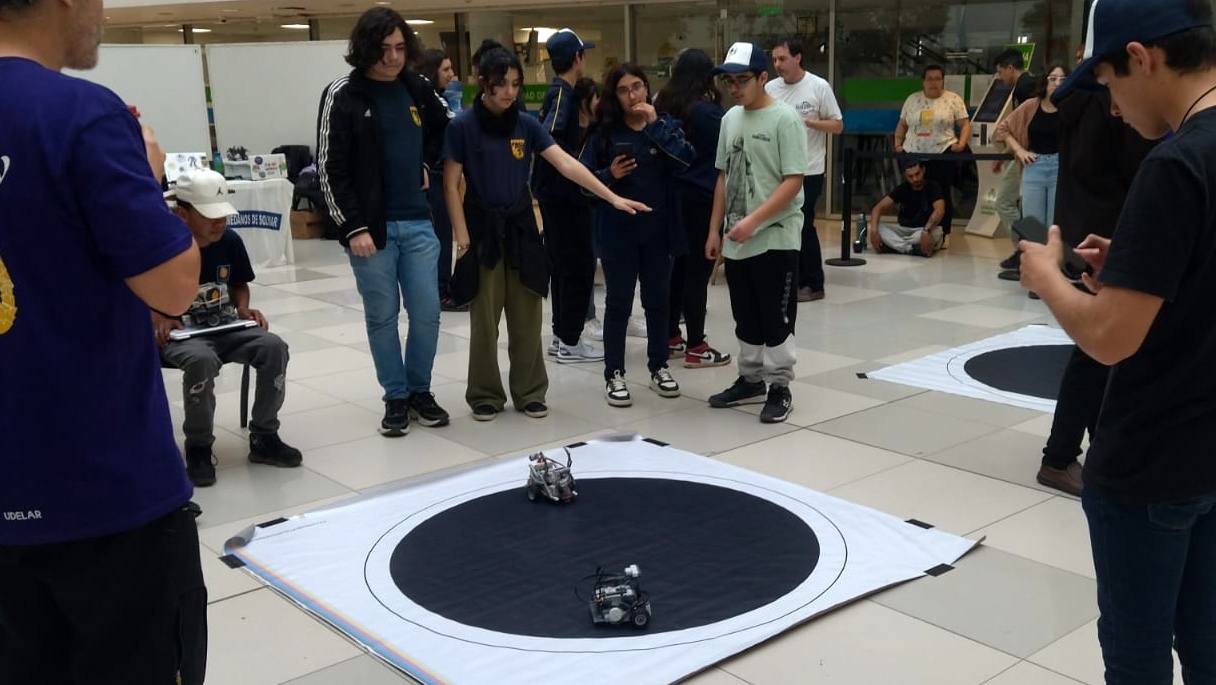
[161,360,252,429]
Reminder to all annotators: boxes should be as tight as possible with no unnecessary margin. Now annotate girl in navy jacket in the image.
[580,64,695,408]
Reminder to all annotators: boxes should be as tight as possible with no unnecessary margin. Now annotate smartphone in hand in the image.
[613,141,634,160]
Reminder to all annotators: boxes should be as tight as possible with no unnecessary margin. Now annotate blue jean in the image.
[347,219,441,400]
[1083,486,1216,685]
[1020,153,1059,227]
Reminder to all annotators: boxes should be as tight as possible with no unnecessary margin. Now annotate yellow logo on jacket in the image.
[410,106,421,127]
[510,139,525,160]
[0,249,16,335]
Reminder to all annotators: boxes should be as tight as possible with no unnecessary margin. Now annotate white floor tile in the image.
[718,600,1016,685]
[714,429,911,491]
[827,460,1053,535]
[919,304,1048,329]
[205,589,362,685]
[982,662,1087,685]
[975,497,1095,578]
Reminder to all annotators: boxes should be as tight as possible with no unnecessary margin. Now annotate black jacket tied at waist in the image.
[459,185,549,299]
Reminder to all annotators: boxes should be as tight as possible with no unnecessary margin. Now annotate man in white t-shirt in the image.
[766,37,843,303]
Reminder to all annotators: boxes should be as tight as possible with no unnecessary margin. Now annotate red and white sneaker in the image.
[668,336,687,360]
[684,342,732,368]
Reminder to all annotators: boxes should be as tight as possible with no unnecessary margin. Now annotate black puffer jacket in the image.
[316,69,449,248]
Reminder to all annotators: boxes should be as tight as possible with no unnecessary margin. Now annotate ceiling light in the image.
[406,19,433,25]
[281,23,310,29]
[220,8,240,12]
[179,27,212,33]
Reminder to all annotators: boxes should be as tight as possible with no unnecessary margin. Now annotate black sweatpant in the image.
[0,506,208,685]
[668,195,716,348]
[1042,345,1110,469]
[541,201,596,346]
[725,249,798,386]
[925,153,957,235]
[799,174,825,291]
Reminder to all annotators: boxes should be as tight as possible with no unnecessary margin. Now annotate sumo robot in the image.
[525,449,577,503]
[589,564,651,629]
[182,284,241,329]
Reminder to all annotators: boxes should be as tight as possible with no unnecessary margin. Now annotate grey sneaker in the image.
[547,336,559,357]
[649,367,681,398]
[556,338,605,364]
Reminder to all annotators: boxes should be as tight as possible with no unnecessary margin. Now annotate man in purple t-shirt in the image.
[0,0,208,682]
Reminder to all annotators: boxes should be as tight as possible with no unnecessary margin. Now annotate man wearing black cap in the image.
[1019,0,1216,681]
[532,28,603,365]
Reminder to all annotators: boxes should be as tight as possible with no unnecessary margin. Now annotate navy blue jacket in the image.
[531,77,583,204]
[675,99,725,201]
[580,114,695,257]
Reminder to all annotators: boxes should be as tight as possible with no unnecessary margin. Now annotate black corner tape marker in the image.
[256,517,288,528]
[924,563,954,577]
[643,437,670,447]
[905,518,934,529]
[856,372,869,379]
[220,554,246,569]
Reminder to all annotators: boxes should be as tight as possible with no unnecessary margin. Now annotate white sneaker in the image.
[605,370,632,407]
[547,336,559,357]
[649,367,681,398]
[583,318,604,342]
[556,338,605,364]
[627,316,647,338]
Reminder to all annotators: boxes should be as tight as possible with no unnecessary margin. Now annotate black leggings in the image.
[668,196,717,347]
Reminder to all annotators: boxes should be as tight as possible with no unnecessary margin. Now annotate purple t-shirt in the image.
[0,57,194,545]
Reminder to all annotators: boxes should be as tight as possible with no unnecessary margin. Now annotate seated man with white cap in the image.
[156,169,302,487]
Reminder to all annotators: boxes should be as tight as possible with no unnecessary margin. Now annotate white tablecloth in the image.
[227,179,294,268]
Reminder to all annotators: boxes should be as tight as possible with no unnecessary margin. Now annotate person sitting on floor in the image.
[155,169,303,487]
[867,158,946,257]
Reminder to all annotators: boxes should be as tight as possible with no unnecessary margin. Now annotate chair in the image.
[161,360,252,429]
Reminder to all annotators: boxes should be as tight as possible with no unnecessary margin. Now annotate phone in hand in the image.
[613,141,634,160]
[1010,217,1049,245]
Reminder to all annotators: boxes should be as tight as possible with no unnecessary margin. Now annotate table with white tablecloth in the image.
[227,178,294,268]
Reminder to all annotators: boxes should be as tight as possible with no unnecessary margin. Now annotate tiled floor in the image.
[174,231,1182,685]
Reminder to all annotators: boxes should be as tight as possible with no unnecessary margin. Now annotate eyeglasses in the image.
[718,74,755,89]
[615,81,648,97]
[1047,75,1067,83]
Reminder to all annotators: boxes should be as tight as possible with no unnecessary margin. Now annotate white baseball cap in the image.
[174,169,238,219]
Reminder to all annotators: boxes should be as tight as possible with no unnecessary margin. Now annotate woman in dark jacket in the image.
[653,49,731,370]
[581,63,695,408]
[415,49,462,310]
[443,47,648,421]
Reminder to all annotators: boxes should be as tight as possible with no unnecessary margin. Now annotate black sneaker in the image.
[760,385,793,423]
[708,377,767,408]
[408,392,450,427]
[472,403,498,422]
[380,398,410,437]
[522,401,548,418]
[185,445,216,487]
[248,433,303,468]
[183,501,203,518]
[999,251,1021,270]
